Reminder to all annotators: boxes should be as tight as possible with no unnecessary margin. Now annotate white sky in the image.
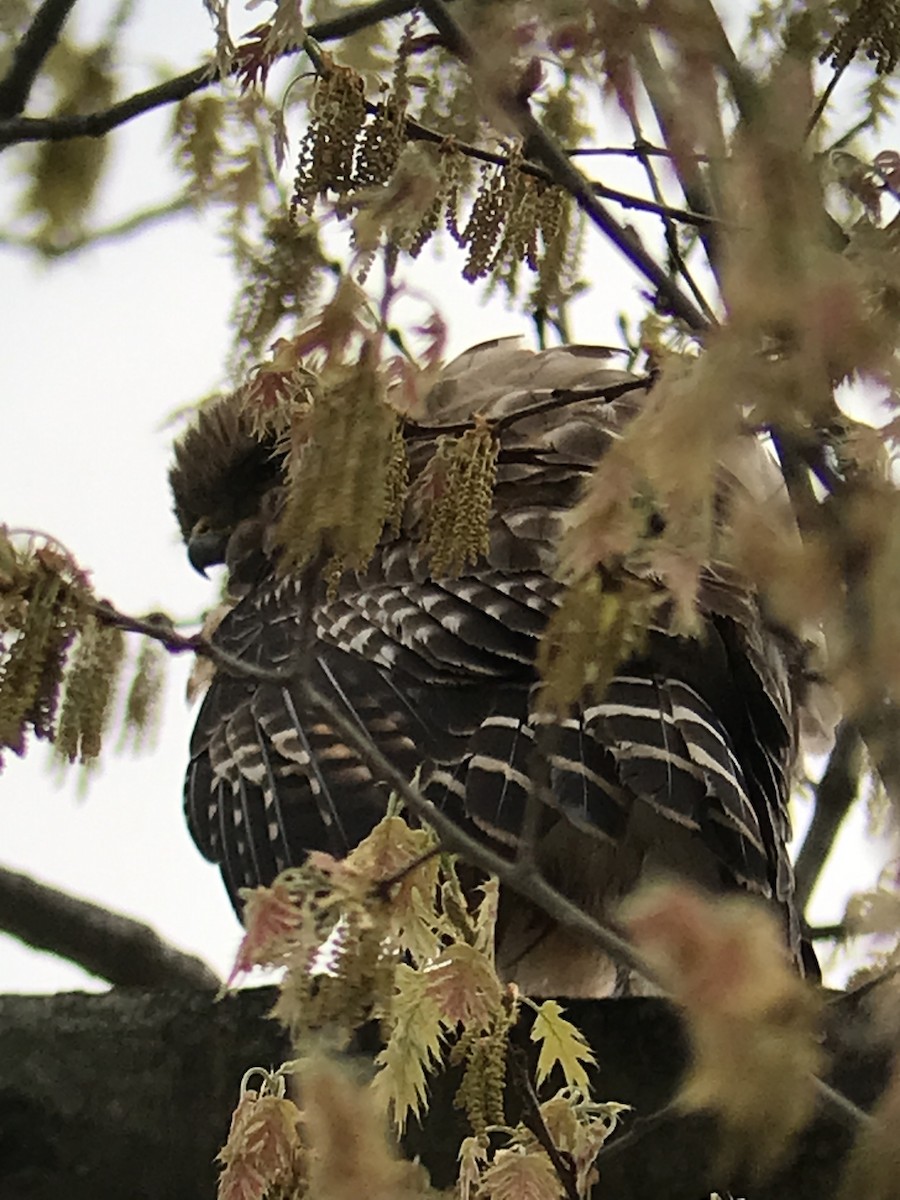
[0,1,890,993]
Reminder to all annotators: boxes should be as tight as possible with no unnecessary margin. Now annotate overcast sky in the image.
[0,0,889,993]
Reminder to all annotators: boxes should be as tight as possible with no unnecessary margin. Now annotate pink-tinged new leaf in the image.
[217,1091,302,1200]
[623,882,823,1173]
[479,1146,564,1200]
[230,880,304,980]
[424,942,503,1030]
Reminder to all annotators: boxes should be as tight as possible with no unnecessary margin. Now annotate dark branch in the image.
[416,0,711,333]
[404,376,651,439]
[0,0,420,149]
[387,108,719,229]
[0,0,79,119]
[794,724,863,915]
[511,1045,580,1200]
[0,864,220,990]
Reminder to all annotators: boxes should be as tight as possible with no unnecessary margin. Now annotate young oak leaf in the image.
[217,1090,303,1200]
[479,1145,563,1200]
[529,1000,596,1094]
[424,942,503,1030]
[372,963,446,1132]
[230,877,307,981]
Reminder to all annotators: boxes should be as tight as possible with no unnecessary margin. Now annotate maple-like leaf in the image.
[424,942,503,1030]
[372,963,445,1131]
[530,1000,596,1093]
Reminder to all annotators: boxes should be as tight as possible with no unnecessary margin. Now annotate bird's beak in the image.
[187,524,229,577]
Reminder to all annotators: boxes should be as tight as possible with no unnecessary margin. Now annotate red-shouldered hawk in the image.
[170,338,811,994]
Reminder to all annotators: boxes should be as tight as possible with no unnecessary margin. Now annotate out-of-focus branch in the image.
[0,865,220,990]
[0,0,420,149]
[0,194,193,256]
[794,723,863,915]
[417,0,711,333]
[0,0,79,119]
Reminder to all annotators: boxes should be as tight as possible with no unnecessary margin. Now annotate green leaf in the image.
[530,999,595,1093]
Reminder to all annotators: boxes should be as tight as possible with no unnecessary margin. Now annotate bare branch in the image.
[626,116,716,324]
[0,0,421,150]
[0,0,79,119]
[0,864,220,990]
[416,0,711,333]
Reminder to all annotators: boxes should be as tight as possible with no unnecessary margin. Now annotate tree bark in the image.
[0,987,887,1199]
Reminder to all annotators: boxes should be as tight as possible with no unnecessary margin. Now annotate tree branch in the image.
[0,864,220,990]
[387,108,719,229]
[0,0,79,120]
[0,194,193,256]
[74,594,873,1133]
[416,0,711,333]
[794,723,863,915]
[0,0,420,149]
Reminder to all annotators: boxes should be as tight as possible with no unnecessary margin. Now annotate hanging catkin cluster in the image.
[291,62,368,215]
[452,147,574,298]
[823,0,900,73]
[420,421,499,577]
[276,353,409,577]
[55,614,126,763]
[0,533,165,768]
[0,542,86,761]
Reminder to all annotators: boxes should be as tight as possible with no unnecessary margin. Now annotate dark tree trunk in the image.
[0,988,886,1200]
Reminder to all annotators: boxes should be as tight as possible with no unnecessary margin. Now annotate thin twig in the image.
[567,144,712,163]
[0,0,78,119]
[416,0,710,334]
[624,3,722,277]
[627,119,716,325]
[402,375,650,439]
[806,59,851,141]
[376,845,442,898]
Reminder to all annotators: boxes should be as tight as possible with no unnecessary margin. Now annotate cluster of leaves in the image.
[0,529,165,771]
[225,810,620,1199]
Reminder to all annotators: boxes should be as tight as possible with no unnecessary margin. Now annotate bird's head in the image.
[169,394,283,578]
